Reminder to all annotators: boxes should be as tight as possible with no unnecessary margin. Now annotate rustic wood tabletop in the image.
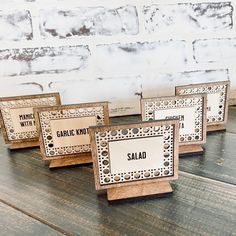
[0,107,235,236]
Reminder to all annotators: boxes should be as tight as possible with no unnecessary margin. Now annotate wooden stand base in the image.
[107,181,173,201]
[49,153,92,169]
[207,124,226,132]
[179,144,204,155]
[9,141,39,150]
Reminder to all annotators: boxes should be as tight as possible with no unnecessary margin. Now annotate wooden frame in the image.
[89,119,179,201]
[34,102,109,168]
[0,93,61,149]
[141,94,207,155]
[175,81,230,132]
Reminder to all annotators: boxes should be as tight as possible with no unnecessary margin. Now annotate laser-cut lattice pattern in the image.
[177,84,227,123]
[0,97,57,141]
[95,124,175,186]
[143,96,204,143]
[39,106,106,158]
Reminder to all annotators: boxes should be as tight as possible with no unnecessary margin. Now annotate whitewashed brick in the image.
[48,76,142,116]
[0,0,35,2]
[95,41,187,75]
[193,38,236,63]
[0,78,44,97]
[143,2,233,34]
[0,10,33,41]
[142,69,229,98]
[0,45,90,76]
[40,5,139,38]
[0,0,235,113]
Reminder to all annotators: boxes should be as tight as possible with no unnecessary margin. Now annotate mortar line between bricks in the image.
[0,198,75,236]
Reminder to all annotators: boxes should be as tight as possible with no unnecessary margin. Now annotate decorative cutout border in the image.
[89,120,179,190]
[175,81,230,125]
[0,93,61,144]
[34,102,109,160]
[141,94,207,144]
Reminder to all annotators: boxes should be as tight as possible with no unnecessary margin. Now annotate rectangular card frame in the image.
[140,94,207,147]
[34,102,109,161]
[89,119,179,191]
[0,93,61,148]
[175,81,230,130]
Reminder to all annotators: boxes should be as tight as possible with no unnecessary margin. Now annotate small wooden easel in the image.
[9,140,39,150]
[48,152,92,169]
[179,144,204,155]
[107,181,173,201]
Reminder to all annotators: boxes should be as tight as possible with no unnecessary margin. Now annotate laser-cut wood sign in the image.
[0,93,61,149]
[175,81,230,132]
[89,119,179,201]
[34,102,109,168]
[141,94,207,155]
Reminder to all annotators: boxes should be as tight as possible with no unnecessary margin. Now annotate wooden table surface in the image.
[0,107,235,236]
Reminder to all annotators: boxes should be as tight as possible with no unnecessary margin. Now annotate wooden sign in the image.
[141,94,207,155]
[0,93,61,149]
[34,102,109,168]
[89,119,179,201]
[175,81,230,132]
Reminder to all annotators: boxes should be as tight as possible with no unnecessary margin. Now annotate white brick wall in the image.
[0,0,236,116]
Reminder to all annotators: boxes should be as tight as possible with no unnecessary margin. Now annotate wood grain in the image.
[0,107,235,235]
[179,144,204,155]
[0,134,235,235]
[107,181,173,201]
[9,140,40,150]
[0,201,61,236]
[179,131,236,185]
[49,153,92,169]
[226,106,236,133]
[207,124,226,132]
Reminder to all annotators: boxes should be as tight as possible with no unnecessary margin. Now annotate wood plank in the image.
[207,124,226,132]
[0,141,235,236]
[135,172,236,236]
[9,141,39,150]
[179,131,236,185]
[0,201,62,236]
[49,153,92,169]
[179,144,204,155]
[0,108,235,235]
[107,181,173,201]
[226,106,236,133]
[111,114,141,125]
